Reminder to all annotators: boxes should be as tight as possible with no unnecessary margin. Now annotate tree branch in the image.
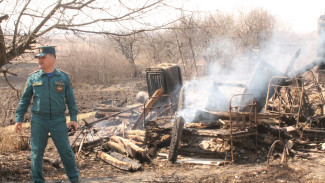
[0,14,9,22]
[13,0,32,56]
[57,0,163,28]
[61,0,95,10]
[2,71,20,97]
[6,1,62,61]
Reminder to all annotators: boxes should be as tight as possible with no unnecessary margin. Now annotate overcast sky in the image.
[1,0,324,34]
[179,0,325,34]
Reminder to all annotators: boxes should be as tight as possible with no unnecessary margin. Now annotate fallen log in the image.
[95,111,135,119]
[156,134,171,148]
[97,151,141,171]
[95,111,107,118]
[132,88,163,130]
[125,130,146,143]
[129,139,144,146]
[302,128,325,139]
[126,130,146,136]
[191,110,282,121]
[106,141,125,153]
[27,156,60,169]
[43,157,61,169]
[73,136,110,152]
[126,134,146,142]
[96,105,123,112]
[117,112,134,118]
[108,135,151,162]
[185,121,223,129]
[258,124,293,139]
[183,128,256,139]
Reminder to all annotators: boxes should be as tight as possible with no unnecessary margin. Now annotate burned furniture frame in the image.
[142,94,175,129]
[263,76,304,166]
[264,73,325,165]
[146,64,182,112]
[137,94,176,147]
[168,85,259,164]
[264,76,304,127]
[229,94,258,163]
[264,74,325,137]
[299,70,325,139]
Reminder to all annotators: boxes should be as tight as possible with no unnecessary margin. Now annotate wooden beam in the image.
[132,88,163,130]
[108,135,151,162]
[97,151,141,171]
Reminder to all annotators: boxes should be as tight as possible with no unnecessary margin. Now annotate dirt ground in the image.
[1,62,325,183]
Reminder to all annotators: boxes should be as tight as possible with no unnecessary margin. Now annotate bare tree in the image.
[143,31,178,65]
[199,12,235,64]
[235,8,275,51]
[0,0,171,77]
[110,33,141,77]
[171,14,201,77]
[0,14,8,68]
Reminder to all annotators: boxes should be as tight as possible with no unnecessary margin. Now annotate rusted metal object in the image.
[168,84,259,163]
[267,140,288,166]
[264,76,304,115]
[146,63,182,112]
[132,88,164,130]
[229,94,258,164]
[142,94,173,124]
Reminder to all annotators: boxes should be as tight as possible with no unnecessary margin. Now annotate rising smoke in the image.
[179,29,320,123]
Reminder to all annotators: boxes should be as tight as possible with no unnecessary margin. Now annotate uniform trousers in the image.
[30,114,79,183]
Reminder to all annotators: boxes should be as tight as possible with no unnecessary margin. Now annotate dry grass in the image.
[53,37,143,84]
[0,128,30,153]
[0,88,21,127]
[0,112,95,154]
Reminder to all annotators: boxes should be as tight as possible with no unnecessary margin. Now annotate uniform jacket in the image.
[16,69,78,122]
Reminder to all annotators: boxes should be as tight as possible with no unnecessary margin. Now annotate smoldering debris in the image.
[70,49,325,171]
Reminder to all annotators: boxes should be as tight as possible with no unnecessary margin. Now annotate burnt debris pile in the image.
[67,16,325,169]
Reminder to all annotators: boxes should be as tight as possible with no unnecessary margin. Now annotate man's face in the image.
[38,54,55,71]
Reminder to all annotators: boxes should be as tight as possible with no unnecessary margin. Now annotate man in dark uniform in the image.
[15,46,79,183]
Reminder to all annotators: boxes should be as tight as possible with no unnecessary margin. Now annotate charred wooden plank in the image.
[106,141,125,153]
[27,156,60,169]
[95,111,107,118]
[132,88,163,130]
[97,151,141,171]
[43,157,61,169]
[110,152,142,170]
[185,121,223,129]
[126,134,146,142]
[126,130,146,136]
[109,135,151,162]
[193,110,282,120]
[96,105,123,112]
[302,128,325,139]
[183,128,256,138]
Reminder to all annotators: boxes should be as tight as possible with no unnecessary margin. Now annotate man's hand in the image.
[15,122,22,133]
[70,121,78,133]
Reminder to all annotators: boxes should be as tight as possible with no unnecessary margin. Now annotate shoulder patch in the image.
[29,70,40,76]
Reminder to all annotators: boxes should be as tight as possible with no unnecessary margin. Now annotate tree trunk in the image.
[130,60,137,78]
[0,24,7,68]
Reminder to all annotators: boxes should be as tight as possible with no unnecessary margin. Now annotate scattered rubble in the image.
[68,59,325,173]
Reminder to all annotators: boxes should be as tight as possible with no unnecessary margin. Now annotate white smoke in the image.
[179,32,318,123]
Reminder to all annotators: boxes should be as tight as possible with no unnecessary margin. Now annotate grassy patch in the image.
[0,128,30,153]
